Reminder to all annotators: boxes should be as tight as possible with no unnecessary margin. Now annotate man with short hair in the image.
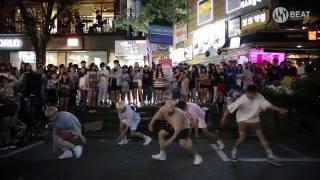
[148,100,203,166]
[45,106,86,159]
[220,85,288,166]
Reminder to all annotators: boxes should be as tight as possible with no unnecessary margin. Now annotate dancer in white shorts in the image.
[220,85,288,166]
[176,100,225,149]
[116,101,152,146]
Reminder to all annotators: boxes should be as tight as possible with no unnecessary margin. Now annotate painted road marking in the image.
[211,144,320,162]
[0,141,44,158]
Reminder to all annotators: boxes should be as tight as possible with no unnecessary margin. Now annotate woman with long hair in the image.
[59,73,72,111]
[208,64,218,103]
[121,65,131,104]
[190,65,199,103]
[131,62,144,106]
[109,60,122,106]
[153,64,165,105]
[199,66,210,105]
[86,63,98,113]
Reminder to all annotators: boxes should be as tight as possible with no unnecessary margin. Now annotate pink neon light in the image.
[249,48,285,64]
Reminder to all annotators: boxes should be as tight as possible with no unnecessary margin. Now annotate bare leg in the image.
[179,138,196,155]
[158,130,169,150]
[233,131,246,149]
[130,130,145,139]
[54,136,76,150]
[201,128,218,142]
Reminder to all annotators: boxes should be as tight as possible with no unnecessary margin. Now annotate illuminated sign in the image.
[197,0,213,26]
[241,9,268,31]
[308,31,320,40]
[0,39,22,48]
[230,37,241,48]
[226,0,263,14]
[115,40,147,56]
[67,38,79,47]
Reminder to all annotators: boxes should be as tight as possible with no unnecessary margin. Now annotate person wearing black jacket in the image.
[142,65,153,106]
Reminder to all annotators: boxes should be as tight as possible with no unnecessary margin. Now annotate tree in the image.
[115,0,188,34]
[11,0,74,64]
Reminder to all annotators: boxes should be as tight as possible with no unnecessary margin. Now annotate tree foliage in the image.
[8,0,74,64]
[115,0,188,33]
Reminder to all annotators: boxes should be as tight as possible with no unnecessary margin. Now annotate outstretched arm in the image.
[267,105,288,114]
[220,108,230,127]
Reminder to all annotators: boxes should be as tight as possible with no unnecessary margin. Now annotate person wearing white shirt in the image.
[97,62,109,106]
[220,85,288,166]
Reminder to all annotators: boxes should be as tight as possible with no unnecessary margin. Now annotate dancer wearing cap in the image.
[175,100,225,149]
[45,106,86,159]
[148,100,203,166]
[115,101,152,146]
[220,85,288,166]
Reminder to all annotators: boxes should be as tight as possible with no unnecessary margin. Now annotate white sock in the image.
[231,148,237,153]
[266,149,274,157]
[160,150,165,155]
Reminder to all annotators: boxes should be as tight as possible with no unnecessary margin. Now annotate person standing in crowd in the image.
[97,62,109,107]
[121,65,131,104]
[171,68,182,101]
[0,79,18,150]
[224,61,238,91]
[87,63,98,113]
[68,65,79,110]
[220,85,288,166]
[199,66,210,105]
[47,73,59,106]
[18,62,26,78]
[176,100,225,149]
[132,62,144,106]
[115,101,152,146]
[296,60,306,79]
[208,64,218,103]
[180,71,190,102]
[45,106,86,160]
[58,73,72,111]
[189,65,199,103]
[148,100,203,165]
[153,64,165,105]
[80,60,87,70]
[236,64,244,89]
[268,58,281,85]
[243,62,254,90]
[78,67,87,111]
[142,65,153,106]
[109,60,122,107]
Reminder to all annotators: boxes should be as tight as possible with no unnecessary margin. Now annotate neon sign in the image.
[0,39,22,48]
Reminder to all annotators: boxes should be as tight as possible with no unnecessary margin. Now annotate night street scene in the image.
[0,0,320,180]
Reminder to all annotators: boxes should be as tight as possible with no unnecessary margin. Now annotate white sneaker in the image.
[142,136,152,146]
[217,140,225,150]
[58,150,73,159]
[231,149,238,162]
[73,146,83,159]
[193,154,203,165]
[152,151,167,161]
[117,137,128,146]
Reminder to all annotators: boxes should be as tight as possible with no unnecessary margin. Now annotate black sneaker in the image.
[267,157,283,166]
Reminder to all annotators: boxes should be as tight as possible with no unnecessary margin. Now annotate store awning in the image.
[221,30,320,53]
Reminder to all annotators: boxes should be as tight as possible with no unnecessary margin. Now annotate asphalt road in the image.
[1,137,320,180]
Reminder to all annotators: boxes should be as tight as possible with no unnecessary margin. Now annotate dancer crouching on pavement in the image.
[45,106,86,159]
[220,85,288,166]
[148,100,203,166]
[116,101,152,146]
[175,100,225,149]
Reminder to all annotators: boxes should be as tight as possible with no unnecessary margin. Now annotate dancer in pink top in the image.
[176,100,224,149]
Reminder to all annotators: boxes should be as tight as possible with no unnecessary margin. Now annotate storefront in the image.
[0,33,126,68]
[114,40,147,67]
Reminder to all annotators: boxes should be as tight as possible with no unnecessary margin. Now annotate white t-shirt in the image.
[227,93,272,123]
[79,76,87,90]
[97,69,109,83]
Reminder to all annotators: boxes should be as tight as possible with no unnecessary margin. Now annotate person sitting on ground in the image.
[45,106,86,160]
[115,101,152,146]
